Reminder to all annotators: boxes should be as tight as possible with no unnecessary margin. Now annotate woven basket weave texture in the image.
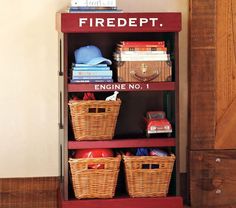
[69,156,121,199]
[123,154,175,197]
[69,99,121,141]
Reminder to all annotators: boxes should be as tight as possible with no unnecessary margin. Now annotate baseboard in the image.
[0,176,59,208]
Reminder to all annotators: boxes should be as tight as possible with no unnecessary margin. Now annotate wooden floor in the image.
[0,177,59,208]
[0,176,191,208]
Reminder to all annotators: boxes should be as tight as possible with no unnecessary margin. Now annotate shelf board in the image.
[68,82,175,92]
[57,12,182,33]
[60,196,183,208]
[68,138,176,149]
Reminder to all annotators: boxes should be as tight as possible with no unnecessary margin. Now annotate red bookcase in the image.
[56,11,183,208]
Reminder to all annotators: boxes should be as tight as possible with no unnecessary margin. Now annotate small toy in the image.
[146,111,172,137]
[83,92,95,100]
[136,148,149,156]
[105,91,119,101]
[149,148,168,156]
[74,148,114,169]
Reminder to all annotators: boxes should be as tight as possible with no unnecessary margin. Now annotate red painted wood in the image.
[57,11,182,202]
[68,138,176,149]
[68,82,175,92]
[61,196,183,208]
[57,12,181,33]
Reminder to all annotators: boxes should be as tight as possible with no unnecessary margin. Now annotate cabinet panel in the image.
[190,150,236,207]
[189,48,216,150]
[190,0,236,150]
[189,1,236,207]
[215,0,236,149]
[190,0,216,48]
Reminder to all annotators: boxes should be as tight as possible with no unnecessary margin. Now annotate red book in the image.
[120,41,165,46]
[117,46,167,52]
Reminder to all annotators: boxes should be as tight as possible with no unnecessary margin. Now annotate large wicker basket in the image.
[123,154,175,197]
[69,99,121,141]
[69,155,121,199]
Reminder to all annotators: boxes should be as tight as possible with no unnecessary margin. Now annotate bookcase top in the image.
[56,12,181,33]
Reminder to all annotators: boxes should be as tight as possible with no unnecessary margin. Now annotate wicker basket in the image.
[69,155,121,199]
[69,99,121,141]
[123,154,175,197]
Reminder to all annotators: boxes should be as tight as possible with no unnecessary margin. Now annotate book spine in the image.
[72,76,112,79]
[71,0,116,7]
[114,54,169,61]
[72,63,108,67]
[118,51,167,55]
[120,41,165,46]
[117,46,167,52]
[72,70,112,76]
[72,66,110,71]
[70,79,113,83]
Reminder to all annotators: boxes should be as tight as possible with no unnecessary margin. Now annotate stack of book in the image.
[69,0,120,12]
[70,63,113,83]
[114,41,170,62]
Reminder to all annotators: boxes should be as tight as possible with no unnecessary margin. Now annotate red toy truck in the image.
[146,111,172,137]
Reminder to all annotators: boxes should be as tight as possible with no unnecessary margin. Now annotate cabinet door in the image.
[190,0,236,149]
[190,150,236,207]
[215,0,236,149]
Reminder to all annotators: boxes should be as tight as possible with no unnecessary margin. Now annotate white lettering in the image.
[129,84,135,89]
[139,18,148,26]
[79,17,160,28]
[89,18,93,27]
[107,18,115,27]
[118,18,127,27]
[134,84,141,89]
[100,85,106,90]
[79,18,87,27]
[129,18,137,27]
[95,84,100,90]
[129,84,141,89]
[121,84,126,89]
[149,18,158,27]
[94,84,127,91]
[95,18,104,27]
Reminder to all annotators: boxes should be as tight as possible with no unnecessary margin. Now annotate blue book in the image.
[70,79,113,83]
[72,76,112,80]
[72,63,108,67]
[72,66,110,71]
[72,70,112,77]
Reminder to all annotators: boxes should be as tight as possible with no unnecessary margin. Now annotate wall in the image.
[0,0,188,178]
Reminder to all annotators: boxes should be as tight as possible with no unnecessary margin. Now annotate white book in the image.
[119,51,167,55]
[114,53,170,61]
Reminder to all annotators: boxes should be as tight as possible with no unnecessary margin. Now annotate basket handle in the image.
[87,163,105,169]
[142,164,160,169]
[88,107,106,113]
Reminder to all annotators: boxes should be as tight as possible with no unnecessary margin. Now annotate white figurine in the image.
[105,91,119,101]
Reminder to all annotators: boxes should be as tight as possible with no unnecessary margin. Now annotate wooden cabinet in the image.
[189,0,236,207]
[190,150,236,207]
[189,0,236,150]
[56,11,183,208]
